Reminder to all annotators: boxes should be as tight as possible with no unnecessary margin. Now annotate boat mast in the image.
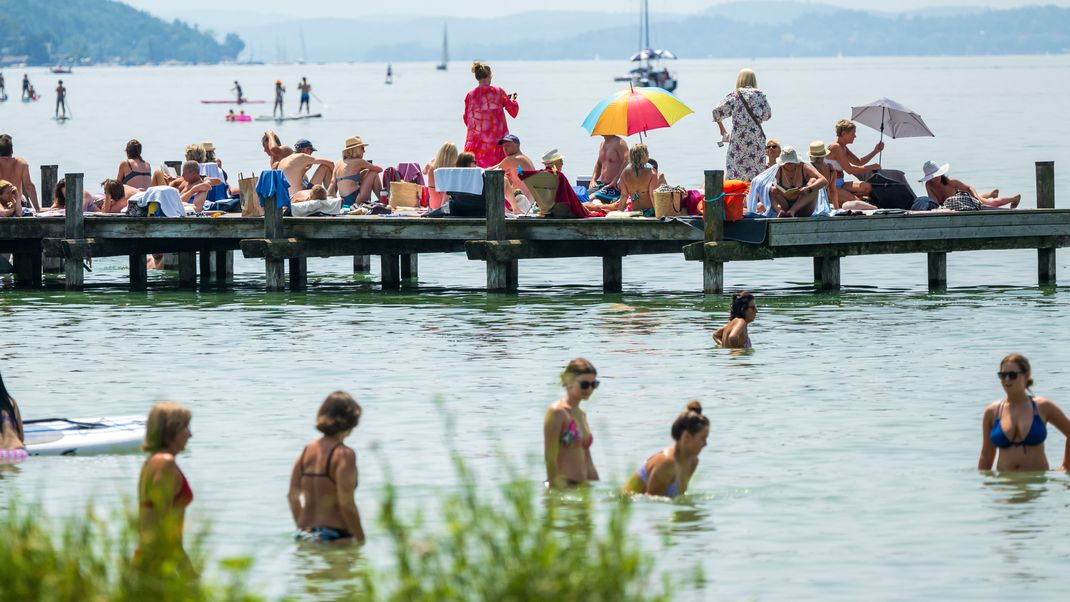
[443,24,449,65]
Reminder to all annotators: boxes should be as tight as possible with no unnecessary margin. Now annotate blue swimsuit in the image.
[636,461,680,498]
[989,398,1047,450]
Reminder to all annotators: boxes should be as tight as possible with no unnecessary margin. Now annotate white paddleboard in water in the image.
[24,416,146,456]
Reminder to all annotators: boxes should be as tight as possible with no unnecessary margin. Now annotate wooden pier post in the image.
[401,254,418,281]
[129,254,148,290]
[264,194,285,291]
[1036,161,1056,286]
[484,170,516,292]
[216,251,234,284]
[41,165,63,272]
[12,252,42,288]
[702,170,725,295]
[199,251,216,283]
[177,252,197,288]
[602,255,623,293]
[63,173,85,291]
[353,255,371,274]
[816,255,841,290]
[381,255,401,289]
[927,252,947,291]
[289,257,308,290]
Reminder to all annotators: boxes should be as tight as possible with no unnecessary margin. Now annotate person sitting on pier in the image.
[589,134,628,203]
[585,144,656,213]
[169,160,220,212]
[117,139,153,191]
[261,130,293,169]
[918,161,1021,211]
[489,134,536,213]
[150,144,206,188]
[0,134,40,213]
[279,139,335,198]
[826,119,882,206]
[765,146,828,217]
[423,142,459,211]
[330,136,383,209]
[34,181,67,216]
[764,139,781,169]
[0,180,19,218]
[808,141,874,211]
[456,152,477,168]
[541,148,564,173]
[713,291,757,349]
[97,179,139,213]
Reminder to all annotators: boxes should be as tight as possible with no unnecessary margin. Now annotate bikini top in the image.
[300,442,350,486]
[560,418,593,449]
[989,398,1047,449]
[121,161,151,184]
[140,459,193,509]
[336,173,363,184]
[826,158,844,172]
[637,459,680,498]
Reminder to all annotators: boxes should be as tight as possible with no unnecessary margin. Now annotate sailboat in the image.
[436,24,448,71]
[614,0,677,92]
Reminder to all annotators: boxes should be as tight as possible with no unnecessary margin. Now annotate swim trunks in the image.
[295,527,353,543]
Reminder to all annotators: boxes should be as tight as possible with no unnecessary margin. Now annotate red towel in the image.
[519,170,601,218]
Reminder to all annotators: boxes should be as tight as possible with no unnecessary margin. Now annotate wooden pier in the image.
[0,162,1062,295]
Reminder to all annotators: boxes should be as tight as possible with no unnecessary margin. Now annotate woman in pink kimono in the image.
[463,62,520,168]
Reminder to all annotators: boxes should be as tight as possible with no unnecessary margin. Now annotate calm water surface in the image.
[2,56,1070,600]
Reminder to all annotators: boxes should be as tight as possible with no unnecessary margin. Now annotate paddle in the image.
[311,92,328,111]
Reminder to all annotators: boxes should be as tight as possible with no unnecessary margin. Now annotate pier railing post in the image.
[702,170,725,295]
[41,165,63,273]
[263,189,285,291]
[63,173,85,291]
[1036,161,1056,286]
[483,170,515,292]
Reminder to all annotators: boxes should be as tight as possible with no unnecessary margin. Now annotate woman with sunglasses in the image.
[622,401,709,498]
[713,292,757,349]
[764,139,781,169]
[544,358,600,489]
[978,353,1070,472]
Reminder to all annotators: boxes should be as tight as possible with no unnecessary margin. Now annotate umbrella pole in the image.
[879,107,885,165]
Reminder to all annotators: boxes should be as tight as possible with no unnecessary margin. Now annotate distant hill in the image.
[0,0,243,65]
[219,2,1070,63]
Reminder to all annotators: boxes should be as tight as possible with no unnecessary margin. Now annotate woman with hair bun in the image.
[462,61,519,168]
[288,391,365,544]
[713,291,757,349]
[978,354,1070,472]
[623,401,710,498]
[544,358,600,489]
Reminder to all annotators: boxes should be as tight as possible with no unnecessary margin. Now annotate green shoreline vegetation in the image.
[0,0,243,66]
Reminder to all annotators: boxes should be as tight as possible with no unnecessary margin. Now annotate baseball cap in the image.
[497,134,520,145]
[294,139,316,152]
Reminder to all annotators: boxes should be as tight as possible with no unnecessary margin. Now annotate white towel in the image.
[290,197,342,217]
[130,186,184,217]
[199,162,225,183]
[433,168,484,195]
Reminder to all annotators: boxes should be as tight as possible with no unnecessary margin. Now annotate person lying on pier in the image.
[826,119,882,207]
[0,134,40,213]
[92,179,139,214]
[918,161,1020,211]
[589,134,628,204]
[117,139,153,191]
[807,141,873,211]
[490,134,536,213]
[0,179,19,218]
[34,181,67,216]
[168,160,221,213]
[279,139,335,199]
[713,291,757,349]
[291,184,328,204]
[329,136,383,209]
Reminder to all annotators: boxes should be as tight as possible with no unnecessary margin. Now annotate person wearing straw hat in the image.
[329,136,382,208]
[919,160,1020,211]
[768,146,827,218]
[808,141,874,211]
[541,148,564,173]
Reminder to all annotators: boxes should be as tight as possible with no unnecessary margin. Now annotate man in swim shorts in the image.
[232,80,244,104]
[298,77,311,114]
[55,80,67,118]
[490,134,536,213]
[589,134,628,203]
[278,139,335,198]
[0,134,39,212]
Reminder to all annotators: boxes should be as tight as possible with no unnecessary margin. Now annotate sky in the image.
[119,0,1070,20]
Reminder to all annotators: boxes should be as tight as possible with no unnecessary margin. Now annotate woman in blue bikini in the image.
[623,401,709,498]
[978,353,1070,472]
[544,358,600,489]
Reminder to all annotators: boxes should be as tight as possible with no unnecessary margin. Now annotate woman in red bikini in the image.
[544,358,600,489]
[136,402,195,573]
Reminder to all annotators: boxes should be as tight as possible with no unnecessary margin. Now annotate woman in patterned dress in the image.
[712,69,772,182]
[463,62,520,168]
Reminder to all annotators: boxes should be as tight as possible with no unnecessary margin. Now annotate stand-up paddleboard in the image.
[52,116,71,122]
[254,113,323,122]
[200,99,266,104]
[24,416,146,456]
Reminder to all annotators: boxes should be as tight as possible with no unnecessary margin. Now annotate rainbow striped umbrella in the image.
[581,85,693,138]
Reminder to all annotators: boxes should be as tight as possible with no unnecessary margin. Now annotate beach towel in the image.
[255,170,291,208]
[291,197,342,217]
[396,162,425,186]
[200,162,229,202]
[434,168,484,195]
[520,170,595,218]
[744,165,830,217]
[129,186,184,217]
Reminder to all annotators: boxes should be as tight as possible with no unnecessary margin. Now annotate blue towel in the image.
[255,170,291,208]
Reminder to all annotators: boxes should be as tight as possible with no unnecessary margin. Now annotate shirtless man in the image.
[0,134,40,213]
[55,80,67,118]
[919,160,1020,209]
[589,134,628,202]
[297,77,312,114]
[490,134,536,213]
[169,160,221,212]
[278,139,334,198]
[262,130,293,168]
[328,136,383,208]
[96,179,140,213]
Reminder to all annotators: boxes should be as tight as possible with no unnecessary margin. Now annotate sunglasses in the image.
[577,380,600,391]
[765,145,779,150]
[997,371,1022,380]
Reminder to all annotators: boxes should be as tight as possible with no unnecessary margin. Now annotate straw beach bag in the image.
[653,185,686,217]
[239,174,262,217]
[388,181,424,209]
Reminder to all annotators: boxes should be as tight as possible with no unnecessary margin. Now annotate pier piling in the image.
[702,170,725,295]
[62,173,84,291]
[1036,161,1056,286]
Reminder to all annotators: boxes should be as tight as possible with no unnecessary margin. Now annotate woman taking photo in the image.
[136,402,195,573]
[463,61,519,168]
[0,369,26,464]
[288,391,365,544]
[623,401,710,498]
[978,354,1070,472]
[713,291,757,349]
[711,68,771,182]
[544,358,600,489]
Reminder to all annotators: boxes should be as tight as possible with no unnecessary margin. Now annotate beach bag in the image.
[239,175,262,217]
[653,186,686,217]
[944,192,984,212]
[865,169,917,210]
[723,180,749,221]
[389,181,424,209]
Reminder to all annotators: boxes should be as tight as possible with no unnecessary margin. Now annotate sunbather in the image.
[767,146,827,218]
[169,160,219,212]
[98,179,140,213]
[279,139,334,198]
[117,139,152,191]
[918,161,1020,210]
[826,120,883,207]
[490,135,536,213]
[424,142,459,209]
[328,136,382,208]
[587,144,656,212]
[808,141,873,211]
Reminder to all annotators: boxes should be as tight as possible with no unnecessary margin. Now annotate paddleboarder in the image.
[297,77,311,114]
[386,64,393,85]
[232,80,244,104]
[0,72,5,100]
[273,80,286,118]
[21,74,29,101]
[55,80,68,119]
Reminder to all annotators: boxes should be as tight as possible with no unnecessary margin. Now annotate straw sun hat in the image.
[807,141,828,158]
[343,136,368,152]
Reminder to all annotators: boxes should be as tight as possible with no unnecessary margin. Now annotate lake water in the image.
[2,56,1070,600]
